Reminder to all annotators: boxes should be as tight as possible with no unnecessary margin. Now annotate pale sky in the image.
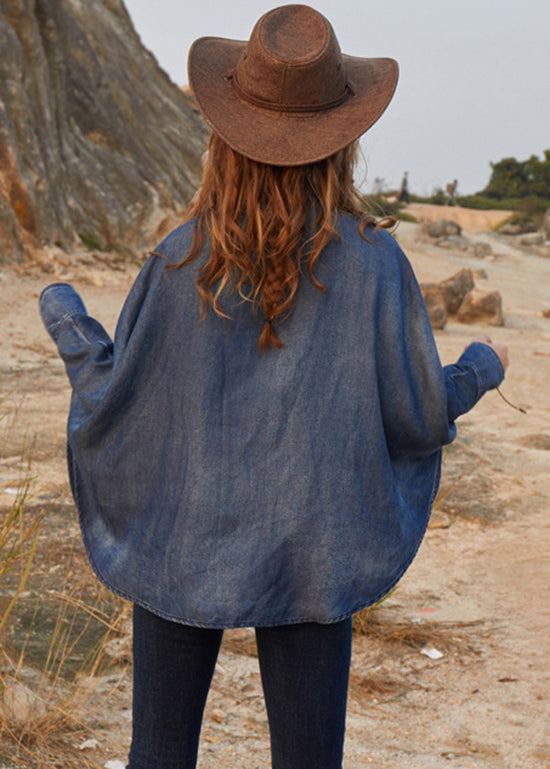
[124,0,550,196]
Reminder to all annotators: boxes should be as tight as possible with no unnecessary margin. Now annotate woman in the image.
[40,6,508,769]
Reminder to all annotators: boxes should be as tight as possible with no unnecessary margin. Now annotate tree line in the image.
[411,150,550,222]
[482,150,550,200]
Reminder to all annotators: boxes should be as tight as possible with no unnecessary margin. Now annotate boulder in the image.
[539,245,550,259]
[473,268,488,280]
[456,289,504,326]
[439,268,475,314]
[0,680,46,726]
[469,241,493,258]
[420,284,447,329]
[499,223,522,236]
[425,219,462,238]
[435,234,471,251]
[521,233,544,247]
[543,209,550,240]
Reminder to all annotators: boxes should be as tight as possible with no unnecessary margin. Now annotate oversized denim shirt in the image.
[40,216,504,628]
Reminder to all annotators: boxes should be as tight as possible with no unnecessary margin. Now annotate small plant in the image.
[352,588,398,635]
[78,231,104,252]
[0,478,43,637]
[362,194,417,223]
[427,187,447,206]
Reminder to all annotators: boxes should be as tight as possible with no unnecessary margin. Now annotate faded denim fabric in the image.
[40,216,504,628]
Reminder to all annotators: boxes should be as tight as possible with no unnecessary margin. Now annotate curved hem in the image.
[70,444,442,630]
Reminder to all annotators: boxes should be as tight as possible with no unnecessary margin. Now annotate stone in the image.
[435,234,471,251]
[0,0,208,264]
[521,233,544,246]
[79,738,100,751]
[428,509,452,529]
[0,681,47,725]
[499,223,522,236]
[456,289,504,326]
[420,284,447,329]
[439,268,475,314]
[425,219,462,238]
[469,241,493,258]
[473,269,488,280]
[542,208,550,240]
[538,245,550,258]
[518,433,550,451]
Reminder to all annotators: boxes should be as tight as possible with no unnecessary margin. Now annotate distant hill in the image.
[0,0,208,263]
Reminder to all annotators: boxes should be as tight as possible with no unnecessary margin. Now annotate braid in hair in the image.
[170,133,394,350]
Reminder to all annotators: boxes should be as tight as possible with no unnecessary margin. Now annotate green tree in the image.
[482,150,550,199]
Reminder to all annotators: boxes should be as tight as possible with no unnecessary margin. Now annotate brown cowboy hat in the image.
[188,4,399,166]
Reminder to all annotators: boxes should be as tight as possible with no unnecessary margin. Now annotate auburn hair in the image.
[170,132,394,350]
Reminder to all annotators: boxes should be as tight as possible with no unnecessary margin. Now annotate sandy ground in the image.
[404,204,514,232]
[0,209,548,768]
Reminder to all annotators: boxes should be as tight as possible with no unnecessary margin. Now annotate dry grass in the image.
[0,399,130,769]
[1,589,129,769]
[355,613,489,652]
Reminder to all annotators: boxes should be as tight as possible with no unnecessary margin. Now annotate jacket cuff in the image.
[40,283,87,342]
[459,342,505,394]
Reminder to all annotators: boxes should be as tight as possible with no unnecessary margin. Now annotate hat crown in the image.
[233,5,348,112]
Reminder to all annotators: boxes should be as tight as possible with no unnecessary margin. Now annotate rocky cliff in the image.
[0,0,208,263]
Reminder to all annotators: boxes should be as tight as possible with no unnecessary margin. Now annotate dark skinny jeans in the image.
[128,604,352,769]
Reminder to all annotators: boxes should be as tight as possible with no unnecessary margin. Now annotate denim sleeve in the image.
[39,283,114,415]
[374,236,506,458]
[444,342,505,423]
[375,243,456,458]
[39,255,164,420]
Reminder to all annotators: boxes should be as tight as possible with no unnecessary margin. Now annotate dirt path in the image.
[0,219,548,769]
[405,203,514,232]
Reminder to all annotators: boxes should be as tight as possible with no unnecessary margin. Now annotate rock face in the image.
[0,0,208,263]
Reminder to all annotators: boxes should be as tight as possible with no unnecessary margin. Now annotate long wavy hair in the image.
[170,132,393,350]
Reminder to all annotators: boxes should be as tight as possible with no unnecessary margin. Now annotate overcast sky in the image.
[124,0,549,196]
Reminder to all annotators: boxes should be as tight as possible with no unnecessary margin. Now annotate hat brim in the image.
[188,37,399,166]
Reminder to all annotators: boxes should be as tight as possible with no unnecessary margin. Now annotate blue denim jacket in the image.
[40,216,504,627]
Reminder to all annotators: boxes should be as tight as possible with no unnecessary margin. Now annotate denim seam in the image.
[39,282,73,300]
[451,368,473,417]
[52,313,112,351]
[72,316,100,346]
[48,311,80,335]
[468,362,483,401]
